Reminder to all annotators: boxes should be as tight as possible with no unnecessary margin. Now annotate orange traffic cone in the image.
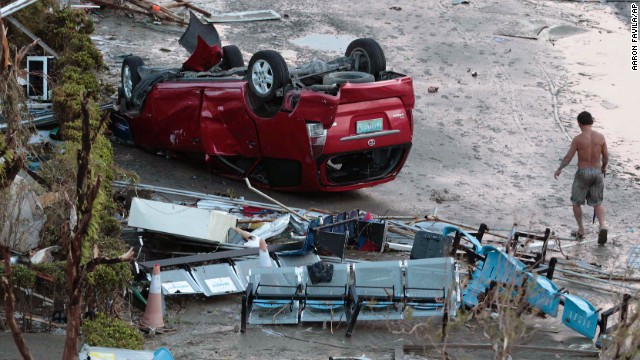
[141,264,164,329]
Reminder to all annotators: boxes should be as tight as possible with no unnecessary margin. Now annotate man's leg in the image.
[594,204,606,229]
[573,204,584,237]
[595,204,607,244]
[591,171,606,244]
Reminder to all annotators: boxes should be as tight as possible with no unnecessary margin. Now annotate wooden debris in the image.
[23,314,67,328]
[164,2,184,9]
[93,0,188,25]
[136,323,178,334]
[126,0,185,23]
[92,0,153,16]
[171,0,211,17]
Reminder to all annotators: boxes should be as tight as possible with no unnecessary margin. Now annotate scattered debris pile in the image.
[3,170,637,355]
[105,180,633,349]
[87,0,281,25]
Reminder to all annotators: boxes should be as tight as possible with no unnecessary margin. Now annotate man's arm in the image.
[554,138,577,179]
[601,138,609,175]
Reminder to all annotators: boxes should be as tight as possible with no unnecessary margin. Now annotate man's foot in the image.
[571,230,585,239]
[598,228,608,245]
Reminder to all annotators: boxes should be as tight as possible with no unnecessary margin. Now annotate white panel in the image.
[128,197,237,243]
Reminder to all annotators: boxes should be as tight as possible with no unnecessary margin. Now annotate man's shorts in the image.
[571,167,604,206]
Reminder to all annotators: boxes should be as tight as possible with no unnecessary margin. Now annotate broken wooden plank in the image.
[23,314,67,328]
[165,2,184,9]
[171,0,211,18]
[125,0,187,24]
[91,0,152,16]
[35,271,55,282]
[135,0,182,21]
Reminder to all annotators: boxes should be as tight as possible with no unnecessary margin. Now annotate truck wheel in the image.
[121,56,144,107]
[345,38,386,80]
[323,71,375,85]
[247,50,289,102]
[220,45,244,69]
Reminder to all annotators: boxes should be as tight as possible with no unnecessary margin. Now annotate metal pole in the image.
[553,275,632,296]
[376,216,421,220]
[113,180,299,213]
[556,260,628,278]
[0,0,38,18]
[403,343,599,357]
[5,16,58,57]
[311,218,358,232]
[505,224,518,255]
[424,215,512,241]
[244,178,310,222]
[553,267,640,293]
[387,220,422,232]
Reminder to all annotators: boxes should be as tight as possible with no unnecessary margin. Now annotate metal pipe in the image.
[553,267,640,293]
[237,219,274,224]
[1,103,113,131]
[556,260,625,278]
[244,178,310,222]
[402,343,599,357]
[387,220,421,232]
[0,0,38,17]
[505,223,518,255]
[113,180,298,213]
[311,218,357,232]
[424,215,511,241]
[553,275,632,296]
[5,16,58,57]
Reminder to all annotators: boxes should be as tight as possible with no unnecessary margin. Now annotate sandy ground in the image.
[2,0,639,358]
[92,0,640,236]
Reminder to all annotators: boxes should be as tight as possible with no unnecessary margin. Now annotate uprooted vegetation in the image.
[1,4,136,354]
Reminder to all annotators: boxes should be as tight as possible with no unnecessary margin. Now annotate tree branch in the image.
[15,39,38,65]
[84,247,135,274]
[1,23,10,70]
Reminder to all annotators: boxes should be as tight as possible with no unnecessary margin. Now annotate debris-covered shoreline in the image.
[2,0,640,358]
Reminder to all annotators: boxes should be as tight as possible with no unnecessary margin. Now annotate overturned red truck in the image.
[112,13,415,192]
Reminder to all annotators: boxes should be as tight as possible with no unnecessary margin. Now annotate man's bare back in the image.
[572,129,608,170]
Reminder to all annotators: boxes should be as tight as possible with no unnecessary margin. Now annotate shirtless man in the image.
[554,111,609,244]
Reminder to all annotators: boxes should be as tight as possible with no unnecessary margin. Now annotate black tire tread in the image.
[345,38,386,80]
[221,45,244,69]
[121,56,144,106]
[322,71,375,85]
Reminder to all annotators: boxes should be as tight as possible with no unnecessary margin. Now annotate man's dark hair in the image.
[577,111,594,125]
